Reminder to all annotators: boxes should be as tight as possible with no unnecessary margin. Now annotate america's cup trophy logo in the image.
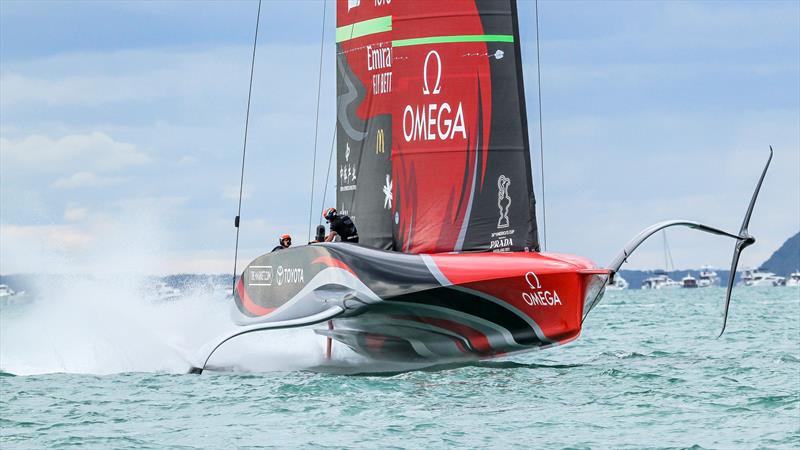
[497,175,511,229]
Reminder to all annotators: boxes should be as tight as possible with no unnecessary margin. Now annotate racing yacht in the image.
[189,0,773,373]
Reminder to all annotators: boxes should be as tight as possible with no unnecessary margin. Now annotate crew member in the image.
[272,234,292,252]
[323,208,359,243]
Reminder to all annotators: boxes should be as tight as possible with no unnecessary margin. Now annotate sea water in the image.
[1,284,798,448]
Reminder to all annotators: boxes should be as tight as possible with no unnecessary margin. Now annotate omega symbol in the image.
[422,50,442,95]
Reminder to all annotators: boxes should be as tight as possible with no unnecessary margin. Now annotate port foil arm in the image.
[188,305,344,374]
[606,147,773,337]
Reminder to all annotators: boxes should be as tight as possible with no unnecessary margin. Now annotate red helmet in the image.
[280,234,291,240]
[323,207,337,221]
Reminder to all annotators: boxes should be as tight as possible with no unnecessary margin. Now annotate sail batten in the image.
[336,0,539,253]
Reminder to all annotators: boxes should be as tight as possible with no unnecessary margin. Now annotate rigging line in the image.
[231,0,262,293]
[307,0,328,242]
[534,0,547,252]
[319,18,355,228]
[319,126,338,226]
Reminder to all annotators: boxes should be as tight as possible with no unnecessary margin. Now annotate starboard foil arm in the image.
[603,147,773,336]
[188,305,344,374]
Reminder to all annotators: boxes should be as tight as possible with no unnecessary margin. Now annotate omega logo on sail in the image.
[402,50,467,142]
[522,271,562,307]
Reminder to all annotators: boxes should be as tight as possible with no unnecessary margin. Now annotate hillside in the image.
[760,232,800,276]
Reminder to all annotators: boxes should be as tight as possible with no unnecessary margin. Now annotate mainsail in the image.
[336,0,539,253]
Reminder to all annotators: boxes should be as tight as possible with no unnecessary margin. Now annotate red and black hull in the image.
[234,243,608,363]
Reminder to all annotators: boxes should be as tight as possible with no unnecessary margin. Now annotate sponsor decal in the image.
[489,175,514,251]
[374,0,390,5]
[348,0,359,11]
[376,128,385,154]
[249,265,303,287]
[339,164,357,189]
[522,271,562,307]
[276,266,304,286]
[382,174,393,209]
[422,50,441,95]
[367,45,392,95]
[490,229,514,251]
[340,141,357,192]
[402,50,467,142]
[248,265,273,286]
[497,175,511,229]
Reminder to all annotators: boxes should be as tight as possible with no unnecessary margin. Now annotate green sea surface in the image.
[1,286,798,449]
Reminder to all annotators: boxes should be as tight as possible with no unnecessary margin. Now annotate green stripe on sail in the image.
[336,16,392,42]
[392,34,514,47]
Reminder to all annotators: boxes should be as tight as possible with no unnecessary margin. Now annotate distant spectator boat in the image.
[682,273,699,288]
[786,271,800,287]
[740,268,784,287]
[642,271,682,290]
[697,266,721,287]
[606,275,629,291]
[0,284,27,306]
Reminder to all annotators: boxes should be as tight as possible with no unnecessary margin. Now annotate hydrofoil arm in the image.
[188,305,344,374]
[603,147,772,337]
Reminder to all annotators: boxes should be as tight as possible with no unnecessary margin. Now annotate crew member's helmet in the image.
[280,234,292,246]
[323,207,337,222]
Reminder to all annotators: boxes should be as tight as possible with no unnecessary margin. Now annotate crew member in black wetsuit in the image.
[271,234,292,252]
[323,208,359,243]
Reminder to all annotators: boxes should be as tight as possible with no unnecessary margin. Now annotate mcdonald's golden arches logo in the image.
[376,128,385,154]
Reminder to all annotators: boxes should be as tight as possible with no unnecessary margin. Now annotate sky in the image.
[1,0,798,275]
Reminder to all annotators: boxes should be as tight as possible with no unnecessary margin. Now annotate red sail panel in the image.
[336,0,539,254]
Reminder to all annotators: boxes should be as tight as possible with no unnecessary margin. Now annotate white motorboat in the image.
[682,273,698,288]
[642,272,682,290]
[0,284,27,305]
[785,271,800,287]
[740,268,784,287]
[606,275,629,291]
[697,266,721,287]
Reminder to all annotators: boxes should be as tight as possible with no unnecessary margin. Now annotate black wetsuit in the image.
[271,245,287,252]
[329,215,359,243]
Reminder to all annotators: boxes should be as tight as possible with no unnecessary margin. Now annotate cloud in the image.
[52,171,129,189]
[0,132,150,173]
[0,224,93,274]
[63,205,89,222]
[177,155,197,165]
[0,203,172,275]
